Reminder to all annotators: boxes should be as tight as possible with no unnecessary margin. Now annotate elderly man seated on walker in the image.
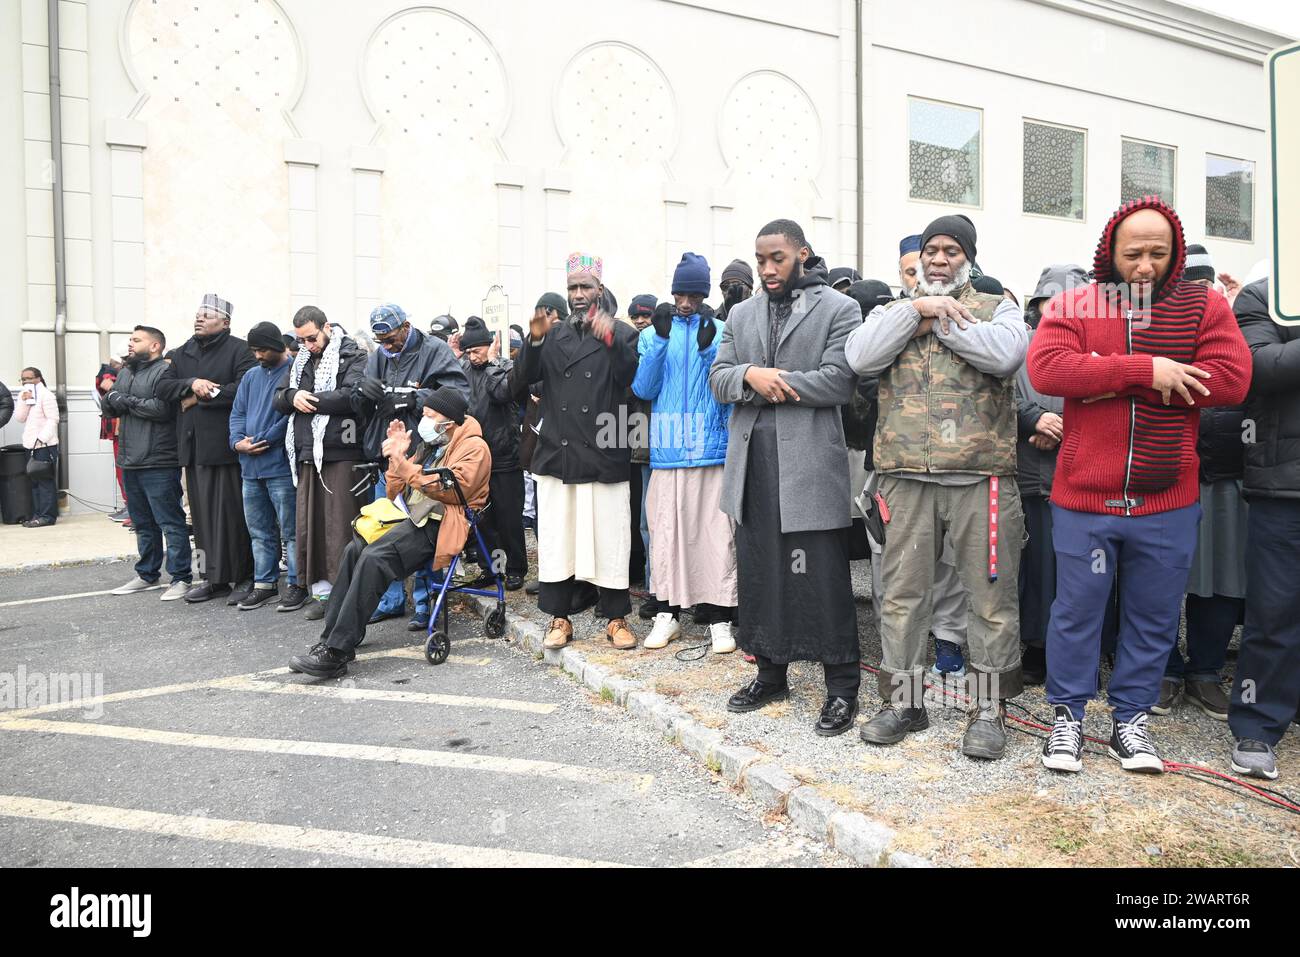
[288,386,491,678]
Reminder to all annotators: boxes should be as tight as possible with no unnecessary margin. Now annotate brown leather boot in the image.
[605,617,637,650]
[543,617,573,649]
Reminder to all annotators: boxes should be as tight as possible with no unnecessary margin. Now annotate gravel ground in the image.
[506,531,1300,867]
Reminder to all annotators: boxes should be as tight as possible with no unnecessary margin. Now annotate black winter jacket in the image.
[519,317,640,484]
[102,357,179,469]
[164,330,256,467]
[273,334,369,464]
[1015,330,1064,499]
[1196,405,1246,484]
[1238,278,1300,499]
[462,355,525,472]
[359,328,470,462]
[0,381,13,430]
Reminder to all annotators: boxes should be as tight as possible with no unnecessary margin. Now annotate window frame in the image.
[1120,136,1178,208]
[906,95,985,211]
[1020,117,1089,223]
[1204,152,1255,244]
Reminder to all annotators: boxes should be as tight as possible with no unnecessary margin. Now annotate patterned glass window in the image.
[909,98,981,207]
[1205,154,1254,241]
[1121,139,1176,205]
[1022,121,1085,220]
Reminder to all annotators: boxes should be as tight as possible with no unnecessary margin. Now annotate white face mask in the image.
[418,417,450,444]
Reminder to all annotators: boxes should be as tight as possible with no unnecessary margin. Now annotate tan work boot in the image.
[543,617,573,649]
[605,617,637,650]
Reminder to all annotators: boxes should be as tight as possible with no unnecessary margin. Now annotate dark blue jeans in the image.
[29,446,58,522]
[1166,593,1241,681]
[1046,503,1199,722]
[122,467,192,585]
[242,475,297,586]
[1230,499,1300,745]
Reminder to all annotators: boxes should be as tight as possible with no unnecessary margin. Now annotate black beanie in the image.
[247,321,285,352]
[421,385,468,425]
[721,259,753,288]
[535,292,568,318]
[972,275,1005,297]
[844,279,894,317]
[920,214,978,264]
[1184,244,1215,283]
[628,294,658,319]
[459,316,493,350]
[828,266,862,288]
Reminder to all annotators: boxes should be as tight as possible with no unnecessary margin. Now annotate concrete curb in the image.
[0,552,136,573]
[467,593,934,868]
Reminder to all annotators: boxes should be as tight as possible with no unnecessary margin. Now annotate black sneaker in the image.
[524,580,540,596]
[184,581,231,603]
[504,574,525,591]
[288,642,352,678]
[1041,705,1084,772]
[859,704,929,745]
[303,598,327,621]
[238,585,278,610]
[227,580,255,606]
[1185,679,1229,721]
[1151,676,1182,715]
[1108,712,1164,773]
[277,584,309,612]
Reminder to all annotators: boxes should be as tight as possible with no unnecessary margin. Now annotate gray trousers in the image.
[876,475,1024,705]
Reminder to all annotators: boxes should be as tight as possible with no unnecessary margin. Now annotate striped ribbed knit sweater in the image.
[1026,196,1252,516]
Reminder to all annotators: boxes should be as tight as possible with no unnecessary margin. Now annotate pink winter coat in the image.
[14,382,60,449]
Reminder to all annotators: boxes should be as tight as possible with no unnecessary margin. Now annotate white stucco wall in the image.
[0,0,1289,514]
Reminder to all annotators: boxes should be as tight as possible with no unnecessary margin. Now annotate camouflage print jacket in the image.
[846,283,1025,476]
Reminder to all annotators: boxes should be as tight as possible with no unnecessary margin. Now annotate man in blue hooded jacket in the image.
[633,253,737,655]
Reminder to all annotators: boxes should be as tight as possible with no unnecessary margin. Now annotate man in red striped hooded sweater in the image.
[1028,196,1251,775]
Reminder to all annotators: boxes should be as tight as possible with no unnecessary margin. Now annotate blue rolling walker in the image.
[420,466,507,666]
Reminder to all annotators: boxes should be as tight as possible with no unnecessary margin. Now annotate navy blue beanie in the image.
[672,252,711,295]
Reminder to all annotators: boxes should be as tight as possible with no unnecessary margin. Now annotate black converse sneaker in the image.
[1108,712,1164,773]
[1041,705,1084,772]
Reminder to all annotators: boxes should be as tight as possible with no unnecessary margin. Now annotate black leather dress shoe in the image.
[524,580,540,596]
[727,678,790,713]
[815,696,860,737]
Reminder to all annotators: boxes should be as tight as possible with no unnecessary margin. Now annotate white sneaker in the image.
[160,580,191,601]
[110,577,156,596]
[710,621,736,654]
[643,612,681,650]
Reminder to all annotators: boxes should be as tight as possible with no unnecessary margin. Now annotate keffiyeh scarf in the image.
[286,325,341,491]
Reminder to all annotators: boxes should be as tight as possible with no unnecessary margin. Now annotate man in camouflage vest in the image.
[845,214,1028,760]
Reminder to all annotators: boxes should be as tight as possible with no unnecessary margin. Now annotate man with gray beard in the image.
[845,214,1028,760]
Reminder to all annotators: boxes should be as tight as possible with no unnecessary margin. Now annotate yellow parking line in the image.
[0,719,654,789]
[0,794,628,868]
[211,675,555,714]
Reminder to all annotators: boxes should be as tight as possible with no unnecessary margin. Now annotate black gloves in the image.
[651,303,674,339]
[696,304,717,348]
[388,390,417,416]
[358,376,386,403]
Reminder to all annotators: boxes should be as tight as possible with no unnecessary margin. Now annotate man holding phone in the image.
[229,322,302,611]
